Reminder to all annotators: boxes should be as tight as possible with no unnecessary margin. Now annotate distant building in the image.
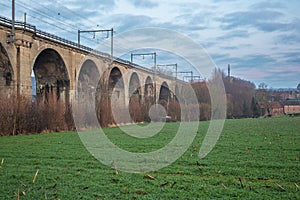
[268,88,300,102]
[258,101,284,117]
[284,99,300,115]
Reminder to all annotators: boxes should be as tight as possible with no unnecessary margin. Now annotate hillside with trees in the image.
[191,68,257,120]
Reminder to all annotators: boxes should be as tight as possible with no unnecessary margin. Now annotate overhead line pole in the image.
[177,71,193,82]
[157,63,178,97]
[130,52,157,63]
[11,0,15,43]
[78,28,114,62]
[110,28,113,62]
[183,75,202,82]
[131,52,157,102]
[130,52,157,74]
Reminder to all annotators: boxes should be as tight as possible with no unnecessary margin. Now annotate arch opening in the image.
[76,59,100,128]
[78,59,100,99]
[33,48,70,104]
[109,67,125,100]
[98,67,126,126]
[129,72,142,122]
[0,43,13,91]
[145,76,154,101]
[159,81,171,106]
[143,76,155,122]
[31,48,73,131]
[158,81,180,122]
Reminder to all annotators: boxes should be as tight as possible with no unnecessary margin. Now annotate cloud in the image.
[262,65,300,88]
[234,55,276,67]
[214,53,300,88]
[276,34,300,45]
[212,54,276,68]
[212,0,239,2]
[108,14,154,31]
[217,30,249,40]
[250,1,285,10]
[61,0,116,11]
[211,53,230,61]
[256,22,291,32]
[2,0,298,88]
[267,66,300,74]
[108,13,206,35]
[275,19,300,44]
[219,10,285,31]
[128,0,158,8]
[211,54,278,84]
[202,42,218,49]
[233,68,268,80]
[279,52,300,64]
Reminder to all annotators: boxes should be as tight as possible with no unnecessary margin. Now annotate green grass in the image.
[0,117,299,199]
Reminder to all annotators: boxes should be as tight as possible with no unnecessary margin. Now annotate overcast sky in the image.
[1,0,299,88]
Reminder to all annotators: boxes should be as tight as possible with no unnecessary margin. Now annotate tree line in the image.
[191,68,258,120]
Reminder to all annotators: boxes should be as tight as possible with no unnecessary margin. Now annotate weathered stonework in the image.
[0,22,184,123]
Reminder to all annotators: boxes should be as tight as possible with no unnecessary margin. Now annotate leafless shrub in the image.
[0,94,74,136]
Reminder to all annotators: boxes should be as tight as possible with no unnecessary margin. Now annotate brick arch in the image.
[32,48,70,103]
[31,45,72,84]
[143,76,155,122]
[0,42,14,89]
[159,81,171,106]
[75,59,101,128]
[75,56,105,85]
[144,76,154,98]
[77,59,100,97]
[129,72,141,97]
[108,67,125,91]
[129,72,143,122]
[96,66,128,126]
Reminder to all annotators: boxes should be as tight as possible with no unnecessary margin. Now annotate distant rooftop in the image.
[285,98,300,105]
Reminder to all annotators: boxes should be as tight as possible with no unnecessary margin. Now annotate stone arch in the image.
[75,59,100,128]
[129,72,142,122]
[159,81,180,121]
[108,67,125,95]
[143,76,155,122]
[175,84,179,97]
[31,45,72,84]
[97,66,127,126]
[129,72,141,100]
[159,81,171,106]
[0,43,13,90]
[144,76,154,100]
[174,84,180,103]
[33,48,70,103]
[77,59,100,99]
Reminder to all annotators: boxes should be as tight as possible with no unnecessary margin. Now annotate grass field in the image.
[0,117,299,199]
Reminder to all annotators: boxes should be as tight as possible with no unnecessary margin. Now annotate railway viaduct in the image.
[0,16,185,124]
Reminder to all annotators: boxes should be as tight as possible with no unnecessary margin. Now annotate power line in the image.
[21,0,111,40]
[14,2,88,36]
[28,1,95,37]
[0,2,10,9]
[3,0,102,44]
[3,0,131,53]
[1,0,188,74]
[37,0,108,30]
[78,28,114,63]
